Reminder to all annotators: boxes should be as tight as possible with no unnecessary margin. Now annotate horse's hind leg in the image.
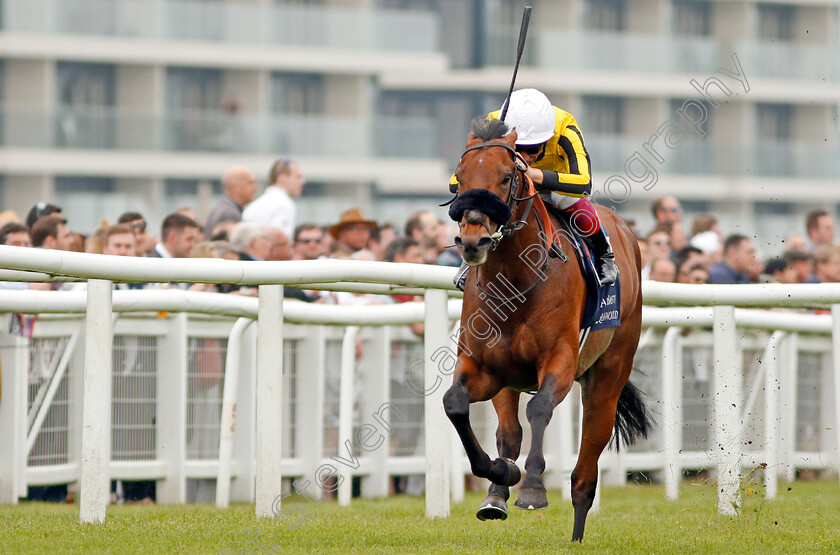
[444,356,521,488]
[477,388,522,521]
[570,366,626,542]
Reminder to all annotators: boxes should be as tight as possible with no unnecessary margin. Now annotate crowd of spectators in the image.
[634,197,840,286]
[3,164,839,294]
[4,171,838,325]
[4,182,837,296]
[0,159,461,303]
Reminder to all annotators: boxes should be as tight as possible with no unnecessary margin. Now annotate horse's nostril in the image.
[477,237,492,250]
[454,236,462,247]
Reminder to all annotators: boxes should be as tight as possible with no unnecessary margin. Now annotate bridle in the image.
[445,140,557,301]
[445,140,539,250]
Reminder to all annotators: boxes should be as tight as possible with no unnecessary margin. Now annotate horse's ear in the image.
[503,128,518,147]
[465,132,482,148]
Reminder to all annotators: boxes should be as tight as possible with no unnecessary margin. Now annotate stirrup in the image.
[597,258,618,287]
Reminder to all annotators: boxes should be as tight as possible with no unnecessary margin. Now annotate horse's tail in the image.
[609,380,653,452]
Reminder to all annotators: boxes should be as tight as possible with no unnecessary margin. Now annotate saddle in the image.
[543,202,621,332]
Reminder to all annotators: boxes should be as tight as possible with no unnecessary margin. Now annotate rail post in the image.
[662,326,683,501]
[79,280,113,524]
[255,285,284,517]
[832,305,840,488]
[338,326,360,506]
[424,289,450,518]
[763,331,787,499]
[216,318,255,508]
[713,305,741,515]
[0,323,29,503]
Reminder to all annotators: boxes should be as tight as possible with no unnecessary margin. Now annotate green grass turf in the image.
[2,479,839,554]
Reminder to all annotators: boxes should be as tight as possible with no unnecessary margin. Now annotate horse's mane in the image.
[470,116,510,142]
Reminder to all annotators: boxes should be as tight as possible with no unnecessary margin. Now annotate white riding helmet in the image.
[500,88,555,145]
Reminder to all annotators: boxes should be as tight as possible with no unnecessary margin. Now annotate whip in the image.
[500,5,532,122]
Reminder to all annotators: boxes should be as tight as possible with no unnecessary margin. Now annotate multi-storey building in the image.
[1,0,838,254]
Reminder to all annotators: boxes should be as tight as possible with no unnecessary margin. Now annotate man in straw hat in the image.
[329,208,377,259]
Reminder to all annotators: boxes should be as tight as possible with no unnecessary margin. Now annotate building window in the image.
[758,4,794,41]
[274,0,326,5]
[167,0,224,41]
[57,2,116,35]
[164,178,222,197]
[755,201,794,215]
[672,0,711,37]
[56,63,115,148]
[582,96,624,134]
[163,178,221,218]
[376,0,436,8]
[55,176,115,193]
[756,103,793,140]
[166,68,222,111]
[670,98,714,136]
[57,63,115,107]
[584,0,625,31]
[681,199,711,214]
[378,92,434,118]
[375,92,438,158]
[756,104,795,176]
[166,68,224,151]
[271,73,324,114]
[483,0,537,65]
[269,73,325,156]
[0,61,4,143]
[53,177,123,234]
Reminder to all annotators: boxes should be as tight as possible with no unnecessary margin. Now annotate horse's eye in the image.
[503,173,513,186]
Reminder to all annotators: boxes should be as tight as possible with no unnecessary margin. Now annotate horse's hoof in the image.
[491,457,521,487]
[515,488,549,510]
[476,495,508,521]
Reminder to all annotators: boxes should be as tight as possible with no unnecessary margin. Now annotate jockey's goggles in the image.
[515,142,544,156]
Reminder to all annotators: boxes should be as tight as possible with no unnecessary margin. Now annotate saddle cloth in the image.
[547,204,621,332]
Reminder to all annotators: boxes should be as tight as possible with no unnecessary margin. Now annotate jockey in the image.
[452,88,618,290]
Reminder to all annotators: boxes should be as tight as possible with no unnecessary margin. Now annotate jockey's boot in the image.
[453,262,470,292]
[586,227,618,287]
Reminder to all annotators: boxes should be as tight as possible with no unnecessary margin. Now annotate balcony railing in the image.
[0,0,439,52]
[533,30,719,75]
[486,28,839,81]
[0,105,438,159]
[1,107,836,177]
[734,40,840,81]
[586,134,840,178]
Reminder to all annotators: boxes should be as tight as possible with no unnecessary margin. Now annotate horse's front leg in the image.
[443,355,521,488]
[476,387,522,521]
[516,346,576,511]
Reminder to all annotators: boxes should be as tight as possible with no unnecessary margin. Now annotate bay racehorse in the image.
[443,117,651,542]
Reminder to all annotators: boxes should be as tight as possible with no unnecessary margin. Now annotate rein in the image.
[450,140,561,303]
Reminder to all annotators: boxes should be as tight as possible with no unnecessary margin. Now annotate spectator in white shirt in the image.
[242,158,305,237]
